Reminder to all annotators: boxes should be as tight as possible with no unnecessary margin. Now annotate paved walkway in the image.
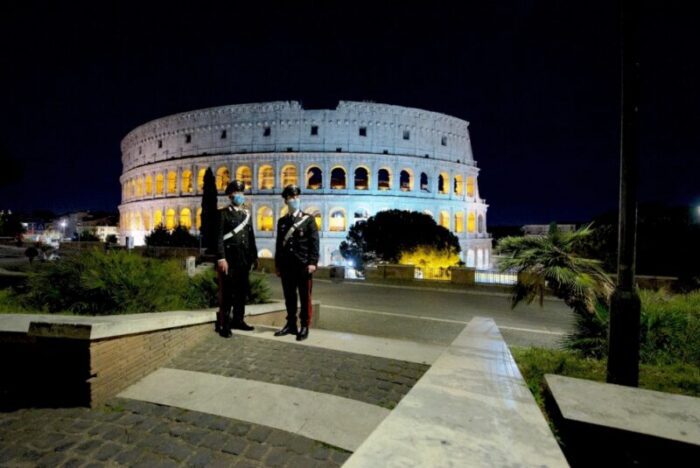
[0,327,431,466]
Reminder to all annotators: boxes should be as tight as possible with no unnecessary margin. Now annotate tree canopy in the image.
[340,209,460,269]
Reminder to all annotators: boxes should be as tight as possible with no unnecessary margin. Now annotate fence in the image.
[475,270,517,285]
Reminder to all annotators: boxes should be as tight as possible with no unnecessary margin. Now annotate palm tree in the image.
[497,223,614,352]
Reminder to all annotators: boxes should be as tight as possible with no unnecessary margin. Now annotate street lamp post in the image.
[607,0,641,387]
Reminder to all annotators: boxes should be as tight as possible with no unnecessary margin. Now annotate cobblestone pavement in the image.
[0,398,351,467]
[169,334,430,409]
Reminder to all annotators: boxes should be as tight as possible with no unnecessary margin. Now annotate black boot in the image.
[296,326,309,341]
[274,322,298,337]
[232,320,254,331]
[219,328,233,338]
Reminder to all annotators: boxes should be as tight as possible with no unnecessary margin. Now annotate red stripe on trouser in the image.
[307,276,313,326]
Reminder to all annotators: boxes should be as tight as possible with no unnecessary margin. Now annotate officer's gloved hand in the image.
[251,259,259,271]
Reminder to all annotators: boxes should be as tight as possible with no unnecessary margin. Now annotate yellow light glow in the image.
[329,209,345,231]
[182,170,193,193]
[399,246,460,280]
[282,165,297,187]
[142,212,151,231]
[154,210,163,228]
[467,176,475,197]
[216,166,230,191]
[236,166,252,191]
[196,208,202,229]
[167,172,177,194]
[454,175,463,195]
[467,212,476,232]
[197,168,206,191]
[259,165,274,190]
[257,206,273,231]
[439,211,450,229]
[156,174,164,194]
[165,209,176,230]
[455,212,464,232]
[145,175,153,195]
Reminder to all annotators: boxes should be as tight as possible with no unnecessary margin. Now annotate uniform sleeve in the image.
[217,210,225,260]
[308,216,320,266]
[275,218,283,270]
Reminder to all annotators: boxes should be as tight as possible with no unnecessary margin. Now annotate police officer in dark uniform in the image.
[216,179,258,338]
[274,184,319,341]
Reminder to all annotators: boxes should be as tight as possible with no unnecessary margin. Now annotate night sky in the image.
[1,1,698,226]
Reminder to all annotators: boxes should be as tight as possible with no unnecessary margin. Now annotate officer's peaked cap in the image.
[282,184,301,199]
[225,179,246,195]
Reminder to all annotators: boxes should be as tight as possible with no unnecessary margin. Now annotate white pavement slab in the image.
[240,325,445,365]
[344,317,568,468]
[118,367,389,452]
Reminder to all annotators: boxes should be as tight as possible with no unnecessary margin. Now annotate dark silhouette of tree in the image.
[340,209,460,270]
[146,225,198,247]
[200,167,219,254]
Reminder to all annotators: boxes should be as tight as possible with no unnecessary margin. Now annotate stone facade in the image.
[119,101,492,267]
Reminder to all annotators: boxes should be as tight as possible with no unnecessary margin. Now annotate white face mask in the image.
[286,199,300,212]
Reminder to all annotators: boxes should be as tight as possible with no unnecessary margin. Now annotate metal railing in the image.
[475,270,517,285]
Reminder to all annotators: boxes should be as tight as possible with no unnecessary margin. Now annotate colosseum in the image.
[119,101,492,267]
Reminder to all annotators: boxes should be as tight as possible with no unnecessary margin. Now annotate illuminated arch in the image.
[182,170,193,193]
[455,212,465,233]
[354,166,369,190]
[180,208,192,229]
[133,212,142,231]
[281,164,298,187]
[305,206,322,230]
[377,168,391,190]
[258,249,273,258]
[478,214,485,233]
[439,210,450,229]
[467,212,476,233]
[330,167,347,189]
[215,166,230,192]
[420,172,429,192]
[258,165,274,190]
[165,208,176,230]
[142,211,151,231]
[153,209,163,228]
[196,207,202,230]
[136,177,144,197]
[438,172,449,194]
[156,174,164,194]
[236,166,252,192]
[145,175,153,195]
[467,176,475,197]
[306,166,322,190]
[329,208,346,232]
[257,206,273,231]
[454,175,464,195]
[399,169,413,192]
[167,171,177,194]
[197,168,207,191]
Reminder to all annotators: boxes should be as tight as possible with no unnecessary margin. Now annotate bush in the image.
[146,225,199,247]
[563,289,700,368]
[184,269,272,308]
[247,272,272,304]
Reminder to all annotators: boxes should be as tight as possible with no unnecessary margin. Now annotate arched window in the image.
[197,168,207,191]
[478,214,485,233]
[136,177,144,197]
[156,174,164,194]
[354,167,369,190]
[258,249,273,258]
[455,212,464,233]
[281,165,297,187]
[133,212,142,231]
[400,169,412,191]
[354,208,369,221]
[196,208,202,230]
[439,211,450,229]
[180,208,192,229]
[466,176,475,197]
[257,206,273,231]
[121,212,129,230]
[306,166,322,190]
[305,206,322,230]
[378,168,391,190]
[420,173,429,192]
[145,176,153,195]
[153,210,163,228]
[454,175,464,195]
[167,172,177,194]
[216,166,230,192]
[165,209,176,230]
[258,165,274,190]
[236,166,252,192]
[142,211,151,231]
[182,170,193,193]
[330,167,347,189]
[329,208,346,232]
[438,172,448,194]
[467,212,476,233]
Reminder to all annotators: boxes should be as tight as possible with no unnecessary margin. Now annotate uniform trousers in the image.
[280,264,313,327]
[218,267,250,330]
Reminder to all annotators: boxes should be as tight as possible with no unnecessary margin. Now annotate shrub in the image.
[247,272,272,304]
[146,225,199,247]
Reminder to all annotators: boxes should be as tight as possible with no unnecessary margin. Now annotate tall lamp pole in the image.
[607,0,641,386]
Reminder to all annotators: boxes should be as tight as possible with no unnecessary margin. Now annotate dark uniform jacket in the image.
[275,211,320,270]
[217,206,257,269]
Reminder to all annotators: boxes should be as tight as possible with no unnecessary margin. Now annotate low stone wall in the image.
[365,264,415,281]
[449,267,476,285]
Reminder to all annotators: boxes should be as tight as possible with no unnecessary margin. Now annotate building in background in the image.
[119,101,492,267]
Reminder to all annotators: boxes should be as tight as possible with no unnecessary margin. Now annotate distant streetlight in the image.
[60,220,67,239]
